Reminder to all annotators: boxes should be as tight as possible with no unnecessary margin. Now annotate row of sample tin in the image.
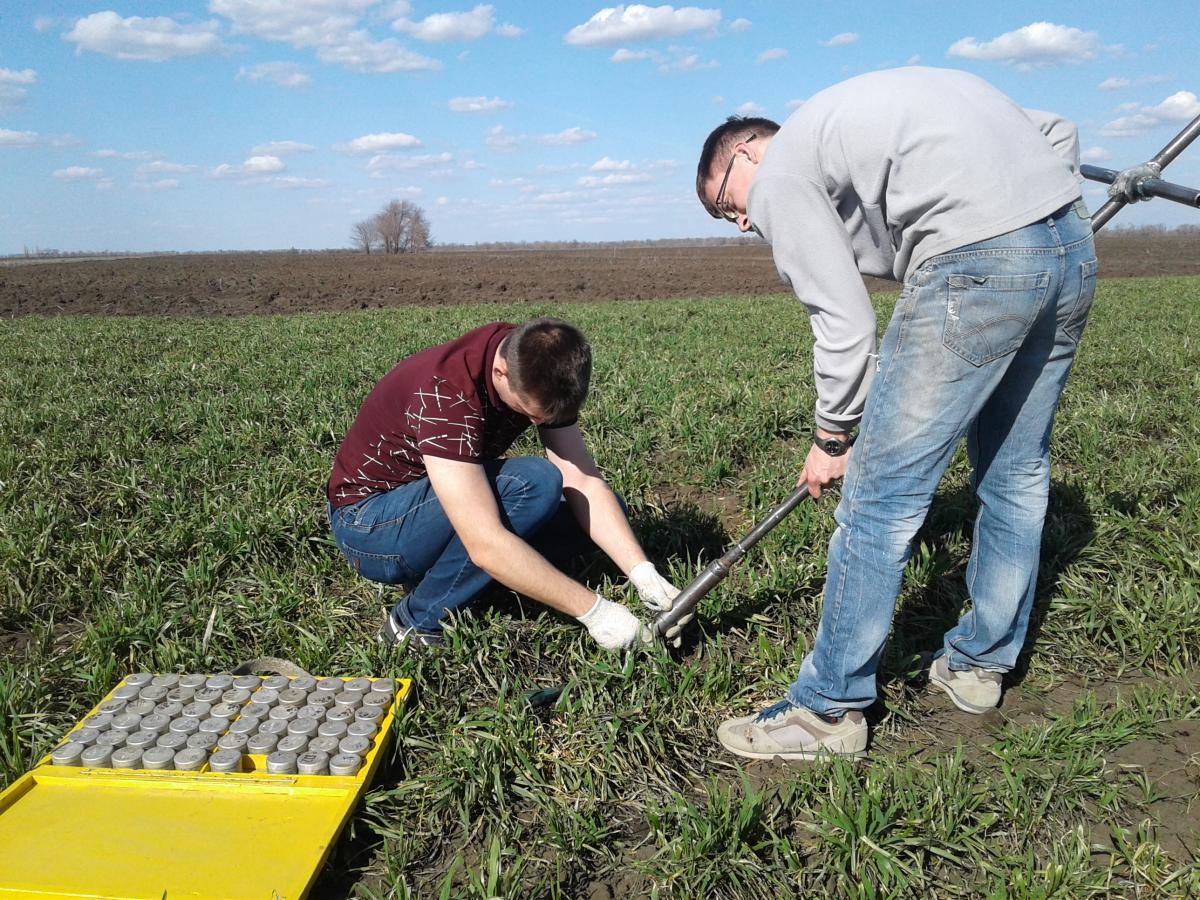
[50,673,396,776]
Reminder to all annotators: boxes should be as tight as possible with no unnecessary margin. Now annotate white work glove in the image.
[629,561,680,613]
[577,594,653,652]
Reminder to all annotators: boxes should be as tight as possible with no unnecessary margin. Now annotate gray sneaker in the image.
[717,700,868,761]
[928,655,1002,713]
[378,612,444,650]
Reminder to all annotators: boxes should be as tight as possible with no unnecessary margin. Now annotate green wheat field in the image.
[2,277,1199,897]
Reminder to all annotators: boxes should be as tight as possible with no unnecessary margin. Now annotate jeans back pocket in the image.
[1060,257,1098,345]
[942,271,1051,366]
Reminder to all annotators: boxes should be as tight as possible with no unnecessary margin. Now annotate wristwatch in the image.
[813,432,852,457]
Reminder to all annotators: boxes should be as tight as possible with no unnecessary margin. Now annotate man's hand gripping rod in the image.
[655,112,1200,640]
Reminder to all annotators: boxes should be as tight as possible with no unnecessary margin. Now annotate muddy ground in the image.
[3,232,1199,318]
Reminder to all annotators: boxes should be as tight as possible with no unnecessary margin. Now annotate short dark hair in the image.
[696,115,781,218]
[501,317,592,424]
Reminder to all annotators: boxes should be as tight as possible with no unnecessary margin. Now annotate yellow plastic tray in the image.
[0,675,411,900]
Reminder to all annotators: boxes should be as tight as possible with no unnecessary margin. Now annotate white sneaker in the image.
[928,655,1002,713]
[717,700,868,761]
[378,612,444,650]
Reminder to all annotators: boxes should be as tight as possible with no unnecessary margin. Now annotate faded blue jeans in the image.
[329,457,601,633]
[789,199,1097,716]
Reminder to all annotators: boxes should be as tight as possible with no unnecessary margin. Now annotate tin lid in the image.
[124,672,154,688]
[205,674,234,691]
[265,750,298,774]
[83,712,114,730]
[229,716,260,735]
[296,750,329,774]
[220,688,251,706]
[210,702,243,720]
[246,733,279,753]
[96,699,127,715]
[209,749,243,772]
[95,730,128,748]
[251,688,279,706]
[157,731,189,751]
[67,727,101,747]
[80,744,114,767]
[139,713,171,734]
[169,716,202,735]
[355,705,385,723]
[369,678,395,695]
[193,687,224,704]
[307,736,340,756]
[232,675,263,690]
[316,677,344,693]
[261,675,291,691]
[307,692,336,709]
[297,704,326,721]
[154,700,184,718]
[126,698,157,717]
[141,746,175,769]
[124,730,159,750]
[165,687,195,704]
[217,732,250,751]
[328,753,361,776]
[51,742,84,765]
[199,716,232,735]
[187,732,221,750]
[325,706,355,724]
[343,678,372,695]
[276,688,308,707]
[287,718,319,737]
[138,685,168,702]
[241,702,271,720]
[257,718,290,736]
[178,673,207,689]
[181,701,212,719]
[174,747,208,771]
[110,746,143,768]
[338,736,370,756]
[362,692,392,710]
[267,705,298,722]
[347,720,378,740]
[151,673,180,688]
[290,676,317,693]
[276,734,308,754]
[317,719,348,738]
[112,684,141,701]
[332,692,362,710]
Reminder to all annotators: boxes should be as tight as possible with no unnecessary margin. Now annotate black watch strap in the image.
[813,432,852,457]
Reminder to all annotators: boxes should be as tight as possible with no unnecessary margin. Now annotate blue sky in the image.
[1,2,1197,253]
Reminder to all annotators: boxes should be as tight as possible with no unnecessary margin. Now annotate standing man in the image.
[696,67,1097,759]
[328,317,687,652]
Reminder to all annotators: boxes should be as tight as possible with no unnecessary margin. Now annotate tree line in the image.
[351,200,431,255]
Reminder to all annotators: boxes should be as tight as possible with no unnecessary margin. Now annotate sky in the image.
[1,2,1198,254]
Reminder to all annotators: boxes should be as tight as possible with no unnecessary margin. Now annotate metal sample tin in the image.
[209,749,242,773]
[232,675,262,691]
[317,720,348,739]
[83,713,114,730]
[205,674,234,691]
[276,688,307,708]
[297,704,326,722]
[96,699,127,715]
[267,705,297,723]
[51,743,84,766]
[193,687,224,704]
[290,676,317,693]
[156,732,189,752]
[125,672,154,688]
[241,702,271,720]
[165,687,195,704]
[139,713,171,735]
[287,718,319,739]
[343,678,372,695]
[251,688,279,707]
[81,744,114,768]
[138,685,168,703]
[369,679,395,696]
[307,736,340,756]
[347,721,377,741]
[325,707,355,725]
[220,689,251,706]
[265,751,298,774]
[154,700,184,719]
[362,692,392,711]
[355,706,385,724]
[112,685,141,702]
[229,716,260,736]
[328,754,361,776]
[332,692,362,711]
[296,751,329,775]
[276,735,308,755]
[111,746,143,769]
[178,674,207,689]
[187,732,220,751]
[316,677,344,693]
[210,702,242,720]
[151,673,180,689]
[95,730,127,749]
[141,746,175,770]
[126,699,157,717]
[67,727,101,747]
[174,748,207,771]
[257,719,289,737]
[306,692,336,710]
[181,701,212,720]
[246,733,279,754]
[125,730,159,751]
[198,717,231,735]
[217,732,249,752]
[338,736,370,757]
[168,717,201,736]
[261,675,291,692]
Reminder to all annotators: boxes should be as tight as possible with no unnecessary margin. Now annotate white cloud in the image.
[339,132,423,155]
[394,4,495,42]
[138,161,197,174]
[0,68,36,110]
[756,47,786,64]
[237,62,312,89]
[579,172,652,187]
[365,152,452,176]
[1080,146,1111,162]
[274,176,330,189]
[565,5,721,47]
[660,50,716,73]
[729,17,750,33]
[64,12,222,62]
[495,23,523,38]
[211,0,441,73]
[134,178,180,191]
[250,140,316,156]
[0,129,39,147]
[819,32,858,48]
[735,101,766,116]
[33,16,58,33]
[449,95,512,113]
[611,48,655,62]
[1100,91,1200,137]
[53,166,104,181]
[537,126,598,146]
[243,155,286,174]
[1098,76,1129,91]
[591,157,632,171]
[947,22,1099,69]
[93,148,158,160]
[485,124,520,151]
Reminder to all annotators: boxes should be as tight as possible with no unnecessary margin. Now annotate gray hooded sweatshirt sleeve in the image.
[747,67,1082,433]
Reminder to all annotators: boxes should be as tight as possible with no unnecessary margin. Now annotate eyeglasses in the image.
[714,133,756,221]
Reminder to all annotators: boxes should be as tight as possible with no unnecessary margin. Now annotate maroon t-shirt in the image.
[327,323,532,508]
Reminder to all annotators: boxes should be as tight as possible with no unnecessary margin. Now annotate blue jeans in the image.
[789,199,1098,715]
[329,457,598,633]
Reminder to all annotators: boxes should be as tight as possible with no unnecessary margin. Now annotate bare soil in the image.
[3,232,1198,318]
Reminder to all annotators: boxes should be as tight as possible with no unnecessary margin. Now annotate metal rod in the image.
[1081,165,1200,209]
[654,485,810,635]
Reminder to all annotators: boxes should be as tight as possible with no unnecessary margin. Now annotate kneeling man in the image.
[328,317,684,651]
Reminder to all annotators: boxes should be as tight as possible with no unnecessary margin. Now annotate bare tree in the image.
[350,219,377,254]
[371,200,432,254]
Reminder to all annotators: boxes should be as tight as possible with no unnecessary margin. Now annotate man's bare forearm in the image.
[470,529,597,617]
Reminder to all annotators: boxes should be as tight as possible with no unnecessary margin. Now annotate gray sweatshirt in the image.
[748,66,1082,433]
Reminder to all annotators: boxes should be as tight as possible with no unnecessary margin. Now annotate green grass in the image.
[2,277,1199,897]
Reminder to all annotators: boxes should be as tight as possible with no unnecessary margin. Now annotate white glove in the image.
[577,594,653,652]
[629,561,680,613]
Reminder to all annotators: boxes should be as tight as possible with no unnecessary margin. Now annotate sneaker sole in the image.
[928,671,997,715]
[719,743,866,761]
